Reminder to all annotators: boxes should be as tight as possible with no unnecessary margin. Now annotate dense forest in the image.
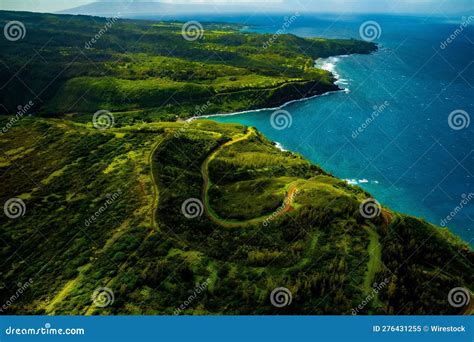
[0,10,375,118]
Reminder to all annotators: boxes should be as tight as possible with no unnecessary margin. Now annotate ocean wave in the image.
[315,55,349,91]
[345,179,379,185]
[274,142,287,152]
[336,78,349,86]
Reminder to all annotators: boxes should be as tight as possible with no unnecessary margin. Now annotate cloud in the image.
[1,0,92,12]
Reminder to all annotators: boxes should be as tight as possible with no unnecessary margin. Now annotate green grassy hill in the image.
[0,117,472,315]
[0,11,472,315]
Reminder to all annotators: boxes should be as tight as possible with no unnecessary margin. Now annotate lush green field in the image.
[0,117,472,315]
[0,11,472,316]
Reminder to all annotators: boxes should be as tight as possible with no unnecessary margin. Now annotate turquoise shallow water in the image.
[207,15,473,244]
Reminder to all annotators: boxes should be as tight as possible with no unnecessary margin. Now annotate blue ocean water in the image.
[208,15,474,243]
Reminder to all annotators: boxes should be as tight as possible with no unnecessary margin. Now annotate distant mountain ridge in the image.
[58,0,474,17]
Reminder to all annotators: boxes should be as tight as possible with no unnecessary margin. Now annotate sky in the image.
[0,0,472,14]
